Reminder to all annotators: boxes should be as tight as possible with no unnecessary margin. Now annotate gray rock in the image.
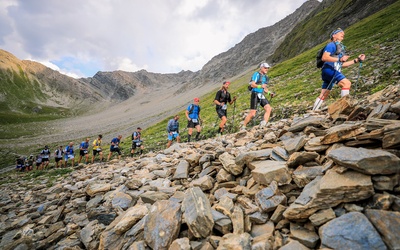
[255,181,287,212]
[182,187,214,238]
[319,212,387,250]
[328,146,400,175]
[250,160,292,186]
[282,135,307,154]
[364,209,400,250]
[144,200,182,249]
[219,152,244,175]
[173,160,190,179]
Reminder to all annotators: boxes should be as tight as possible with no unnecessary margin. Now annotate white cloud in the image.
[0,0,310,78]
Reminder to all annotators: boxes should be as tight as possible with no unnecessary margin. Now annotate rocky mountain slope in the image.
[0,84,399,249]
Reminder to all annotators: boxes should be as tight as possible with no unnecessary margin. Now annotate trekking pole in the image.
[354,60,363,93]
[230,98,237,133]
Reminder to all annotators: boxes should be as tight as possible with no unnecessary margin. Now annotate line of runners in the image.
[15,28,365,171]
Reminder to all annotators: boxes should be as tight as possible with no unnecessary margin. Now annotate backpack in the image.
[132,131,141,140]
[316,46,326,68]
[188,104,201,115]
[316,42,341,68]
[248,72,268,91]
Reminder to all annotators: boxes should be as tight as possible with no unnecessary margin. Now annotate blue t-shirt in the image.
[80,141,89,150]
[110,138,120,149]
[65,146,74,156]
[323,41,345,71]
[187,105,200,119]
[251,72,268,93]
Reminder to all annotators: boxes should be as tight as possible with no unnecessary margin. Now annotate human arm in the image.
[342,54,366,67]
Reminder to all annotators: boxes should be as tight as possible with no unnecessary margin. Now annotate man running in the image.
[78,138,90,164]
[91,134,103,163]
[312,28,366,110]
[185,97,202,142]
[107,135,122,161]
[131,127,144,157]
[64,142,75,168]
[167,115,180,148]
[214,81,237,135]
[54,145,64,168]
[40,145,51,170]
[243,62,274,129]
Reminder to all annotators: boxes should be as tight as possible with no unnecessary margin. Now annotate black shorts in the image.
[131,141,142,149]
[55,157,63,162]
[93,149,102,156]
[42,158,49,162]
[250,92,270,110]
[216,107,227,118]
[187,119,200,128]
[110,147,121,155]
[80,150,89,156]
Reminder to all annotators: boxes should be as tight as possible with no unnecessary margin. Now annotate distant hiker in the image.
[78,137,90,164]
[214,81,237,135]
[35,154,42,170]
[243,62,274,129]
[167,115,181,148]
[107,135,122,161]
[40,145,51,170]
[185,97,202,142]
[26,154,34,171]
[131,127,144,156]
[312,28,366,110]
[54,145,64,168]
[91,134,103,163]
[15,156,25,172]
[64,142,75,168]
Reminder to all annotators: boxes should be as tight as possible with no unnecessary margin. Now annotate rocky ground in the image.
[0,84,399,249]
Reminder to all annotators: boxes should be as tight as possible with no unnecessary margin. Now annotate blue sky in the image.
[1,0,313,78]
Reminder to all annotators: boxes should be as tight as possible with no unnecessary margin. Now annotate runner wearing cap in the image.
[242,62,274,129]
[214,81,236,135]
[185,97,202,142]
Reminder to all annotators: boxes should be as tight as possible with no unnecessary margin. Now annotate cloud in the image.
[0,0,310,78]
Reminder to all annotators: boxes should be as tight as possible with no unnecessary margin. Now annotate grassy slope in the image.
[130,1,400,153]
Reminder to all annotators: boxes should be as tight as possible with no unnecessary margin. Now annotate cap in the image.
[223,81,230,85]
[330,28,343,39]
[194,97,200,102]
[260,63,270,68]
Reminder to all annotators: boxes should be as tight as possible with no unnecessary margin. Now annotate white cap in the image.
[260,62,270,68]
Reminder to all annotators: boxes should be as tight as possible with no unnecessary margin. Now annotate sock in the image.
[341,88,350,97]
[195,132,201,140]
[188,134,191,142]
[218,127,222,133]
[140,150,143,155]
[131,153,133,157]
[312,97,324,111]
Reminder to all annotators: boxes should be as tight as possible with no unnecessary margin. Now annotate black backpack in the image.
[316,46,326,68]
[316,42,341,68]
[188,104,201,114]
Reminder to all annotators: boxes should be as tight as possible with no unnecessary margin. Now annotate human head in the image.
[137,127,142,131]
[85,137,90,142]
[69,142,74,146]
[330,28,344,41]
[45,145,48,149]
[98,134,103,139]
[59,145,63,148]
[117,135,122,139]
[194,97,200,103]
[174,115,179,120]
[260,62,270,69]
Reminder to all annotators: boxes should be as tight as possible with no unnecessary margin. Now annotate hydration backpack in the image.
[316,42,341,68]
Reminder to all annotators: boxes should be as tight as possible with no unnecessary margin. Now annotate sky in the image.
[0,0,313,78]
